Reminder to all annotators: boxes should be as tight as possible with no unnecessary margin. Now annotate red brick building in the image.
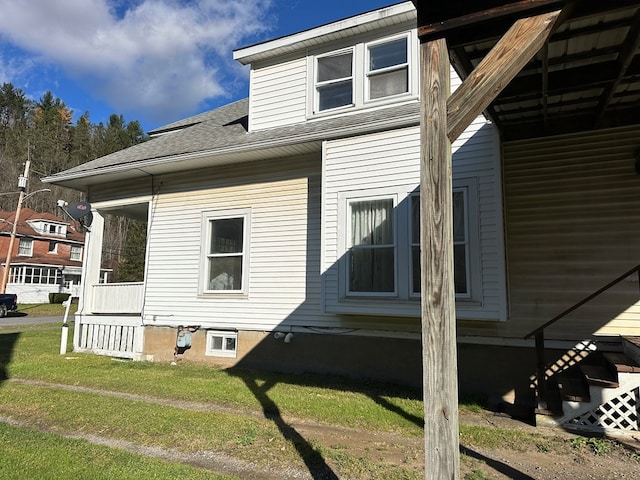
[0,208,90,303]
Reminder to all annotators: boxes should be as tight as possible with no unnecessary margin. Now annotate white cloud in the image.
[0,0,275,122]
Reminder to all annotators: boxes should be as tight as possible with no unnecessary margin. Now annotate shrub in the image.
[48,293,71,304]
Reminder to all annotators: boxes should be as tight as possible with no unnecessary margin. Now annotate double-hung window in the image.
[315,50,353,112]
[202,209,250,294]
[347,197,396,295]
[367,37,409,100]
[313,33,414,114]
[70,245,83,261]
[18,238,33,256]
[410,187,471,298]
[342,183,478,304]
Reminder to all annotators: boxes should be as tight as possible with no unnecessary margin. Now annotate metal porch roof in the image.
[412,0,640,141]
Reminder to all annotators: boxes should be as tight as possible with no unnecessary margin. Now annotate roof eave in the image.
[233,2,415,65]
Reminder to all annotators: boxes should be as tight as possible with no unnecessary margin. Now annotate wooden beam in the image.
[594,8,640,127]
[419,37,459,480]
[417,0,564,39]
[447,10,561,142]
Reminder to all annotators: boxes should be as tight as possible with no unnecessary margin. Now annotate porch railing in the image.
[90,282,144,314]
[524,264,640,409]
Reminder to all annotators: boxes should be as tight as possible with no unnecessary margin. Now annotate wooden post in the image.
[535,331,547,410]
[0,159,30,294]
[420,37,459,479]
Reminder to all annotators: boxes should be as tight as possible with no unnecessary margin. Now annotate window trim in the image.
[314,48,354,113]
[346,195,398,297]
[199,208,251,296]
[364,34,411,103]
[70,245,83,261]
[408,181,479,301]
[18,238,33,257]
[338,181,481,305]
[309,31,417,118]
[205,330,238,358]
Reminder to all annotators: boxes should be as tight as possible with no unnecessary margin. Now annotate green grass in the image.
[0,323,635,479]
[3,327,425,436]
[15,302,78,317]
[0,422,237,480]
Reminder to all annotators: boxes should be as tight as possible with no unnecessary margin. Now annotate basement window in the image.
[205,330,238,358]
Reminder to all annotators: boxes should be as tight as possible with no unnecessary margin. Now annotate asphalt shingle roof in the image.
[44,98,420,187]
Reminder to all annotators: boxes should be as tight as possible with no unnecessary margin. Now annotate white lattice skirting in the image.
[566,386,639,433]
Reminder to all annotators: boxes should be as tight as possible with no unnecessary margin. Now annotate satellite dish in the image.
[66,201,93,232]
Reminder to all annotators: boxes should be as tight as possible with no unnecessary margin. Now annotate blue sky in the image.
[0,0,401,132]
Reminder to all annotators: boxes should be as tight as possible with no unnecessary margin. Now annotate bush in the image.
[48,293,71,304]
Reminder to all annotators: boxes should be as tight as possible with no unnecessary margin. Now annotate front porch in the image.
[74,198,149,358]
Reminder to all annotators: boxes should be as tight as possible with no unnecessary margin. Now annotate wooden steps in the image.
[535,339,640,433]
[548,351,640,407]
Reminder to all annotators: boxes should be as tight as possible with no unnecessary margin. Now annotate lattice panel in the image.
[569,387,639,432]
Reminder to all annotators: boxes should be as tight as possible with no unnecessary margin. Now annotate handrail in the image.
[524,263,640,410]
[524,263,640,340]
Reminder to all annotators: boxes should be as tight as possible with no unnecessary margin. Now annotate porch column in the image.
[77,209,104,315]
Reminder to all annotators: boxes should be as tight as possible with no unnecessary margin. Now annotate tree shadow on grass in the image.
[0,332,20,381]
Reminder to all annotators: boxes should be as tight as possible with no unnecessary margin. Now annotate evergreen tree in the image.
[116,219,147,282]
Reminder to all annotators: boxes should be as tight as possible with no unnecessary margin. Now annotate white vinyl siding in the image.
[503,125,640,338]
[323,118,505,320]
[248,56,307,131]
[141,156,331,331]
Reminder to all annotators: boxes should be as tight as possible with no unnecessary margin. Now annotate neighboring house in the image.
[44,2,640,433]
[0,208,87,303]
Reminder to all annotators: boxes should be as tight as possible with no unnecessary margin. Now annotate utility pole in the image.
[1,158,31,294]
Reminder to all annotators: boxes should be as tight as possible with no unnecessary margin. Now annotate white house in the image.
[44,1,640,433]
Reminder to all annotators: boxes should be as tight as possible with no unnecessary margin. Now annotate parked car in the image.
[0,293,18,317]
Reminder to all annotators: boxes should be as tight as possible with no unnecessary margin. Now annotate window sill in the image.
[198,292,249,300]
[309,95,418,121]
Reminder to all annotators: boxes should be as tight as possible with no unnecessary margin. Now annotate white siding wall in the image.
[142,156,332,330]
[322,117,506,320]
[502,125,640,339]
[249,56,307,131]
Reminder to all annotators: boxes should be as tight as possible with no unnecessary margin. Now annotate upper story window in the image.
[316,50,353,111]
[201,209,250,295]
[48,241,58,254]
[312,33,414,115]
[70,245,83,261]
[18,238,33,256]
[367,37,408,100]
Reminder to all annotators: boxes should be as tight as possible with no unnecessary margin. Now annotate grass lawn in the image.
[0,324,637,479]
[0,422,236,480]
[15,302,78,317]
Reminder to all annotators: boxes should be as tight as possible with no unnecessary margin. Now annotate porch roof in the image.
[411,0,640,141]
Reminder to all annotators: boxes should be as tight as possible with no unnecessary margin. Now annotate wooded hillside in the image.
[0,82,148,281]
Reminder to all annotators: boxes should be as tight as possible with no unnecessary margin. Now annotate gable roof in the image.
[0,208,85,243]
[43,99,420,191]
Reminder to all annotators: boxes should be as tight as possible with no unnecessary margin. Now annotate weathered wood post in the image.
[419,37,459,479]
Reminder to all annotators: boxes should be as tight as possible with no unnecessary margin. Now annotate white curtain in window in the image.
[351,200,392,246]
[349,199,395,293]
